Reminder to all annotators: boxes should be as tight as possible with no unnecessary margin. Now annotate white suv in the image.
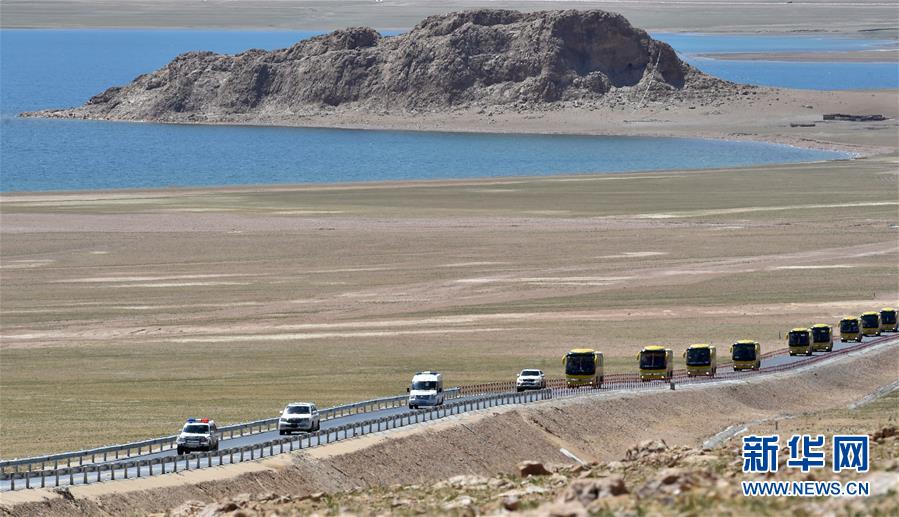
[278,402,321,435]
[175,418,219,454]
[516,369,546,391]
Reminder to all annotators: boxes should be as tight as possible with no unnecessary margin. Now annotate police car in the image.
[175,418,219,454]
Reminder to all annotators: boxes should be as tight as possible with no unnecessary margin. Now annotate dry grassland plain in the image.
[2,154,897,457]
[1,0,898,461]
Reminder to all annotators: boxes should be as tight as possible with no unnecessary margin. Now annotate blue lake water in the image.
[1,29,882,192]
[653,32,899,90]
[654,33,893,55]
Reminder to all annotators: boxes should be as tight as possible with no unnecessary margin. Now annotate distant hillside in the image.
[25,9,736,123]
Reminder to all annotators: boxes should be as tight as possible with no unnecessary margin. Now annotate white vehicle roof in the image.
[412,371,442,381]
[519,369,544,375]
[285,402,314,407]
[181,419,214,431]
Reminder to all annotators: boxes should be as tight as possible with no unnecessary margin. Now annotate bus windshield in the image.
[861,314,879,327]
[840,320,859,332]
[685,348,711,366]
[789,332,810,346]
[640,350,667,369]
[565,354,596,376]
[811,327,830,342]
[882,311,897,324]
[732,343,757,361]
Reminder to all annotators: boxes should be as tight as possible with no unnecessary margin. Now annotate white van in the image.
[408,371,444,409]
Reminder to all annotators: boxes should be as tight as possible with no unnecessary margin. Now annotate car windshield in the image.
[565,354,595,375]
[789,332,810,346]
[412,380,438,390]
[286,406,311,415]
[640,350,667,369]
[882,311,897,324]
[811,327,830,341]
[520,370,541,376]
[861,314,879,327]
[182,424,209,434]
[841,320,859,332]
[732,344,757,361]
[685,348,711,366]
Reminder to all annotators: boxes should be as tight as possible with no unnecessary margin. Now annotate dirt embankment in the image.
[3,339,897,516]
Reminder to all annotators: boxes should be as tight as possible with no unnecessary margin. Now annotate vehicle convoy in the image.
[860,312,881,336]
[278,402,320,435]
[880,307,898,332]
[516,369,547,391]
[683,344,716,377]
[563,349,604,388]
[839,316,862,342]
[788,328,813,356]
[810,324,834,352]
[408,371,445,409]
[175,418,219,455]
[638,346,674,381]
[731,340,761,371]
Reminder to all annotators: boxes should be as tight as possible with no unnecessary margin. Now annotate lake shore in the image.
[698,49,899,63]
[3,0,899,34]
[32,87,898,160]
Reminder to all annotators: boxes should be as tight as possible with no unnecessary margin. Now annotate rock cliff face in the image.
[28,10,730,123]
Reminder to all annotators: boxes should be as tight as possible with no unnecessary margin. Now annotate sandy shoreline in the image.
[698,49,899,63]
[28,86,896,167]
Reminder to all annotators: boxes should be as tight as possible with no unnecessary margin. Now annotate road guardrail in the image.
[2,335,893,490]
[2,389,550,490]
[0,388,461,475]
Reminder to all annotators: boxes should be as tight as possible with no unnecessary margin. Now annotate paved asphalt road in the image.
[3,332,896,490]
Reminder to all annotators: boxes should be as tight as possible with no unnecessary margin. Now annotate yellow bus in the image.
[810,324,833,352]
[860,312,881,337]
[731,340,761,371]
[563,349,603,388]
[880,308,897,332]
[638,346,673,381]
[683,344,716,377]
[839,316,862,343]
[788,328,812,356]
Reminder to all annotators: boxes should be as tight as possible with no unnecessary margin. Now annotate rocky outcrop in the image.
[26,10,732,124]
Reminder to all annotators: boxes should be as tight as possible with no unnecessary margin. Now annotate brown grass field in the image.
[0,154,897,457]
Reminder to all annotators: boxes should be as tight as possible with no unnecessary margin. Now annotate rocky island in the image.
[25,9,738,124]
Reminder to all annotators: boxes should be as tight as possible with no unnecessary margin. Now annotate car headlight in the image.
[176,437,185,444]
[199,437,209,442]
